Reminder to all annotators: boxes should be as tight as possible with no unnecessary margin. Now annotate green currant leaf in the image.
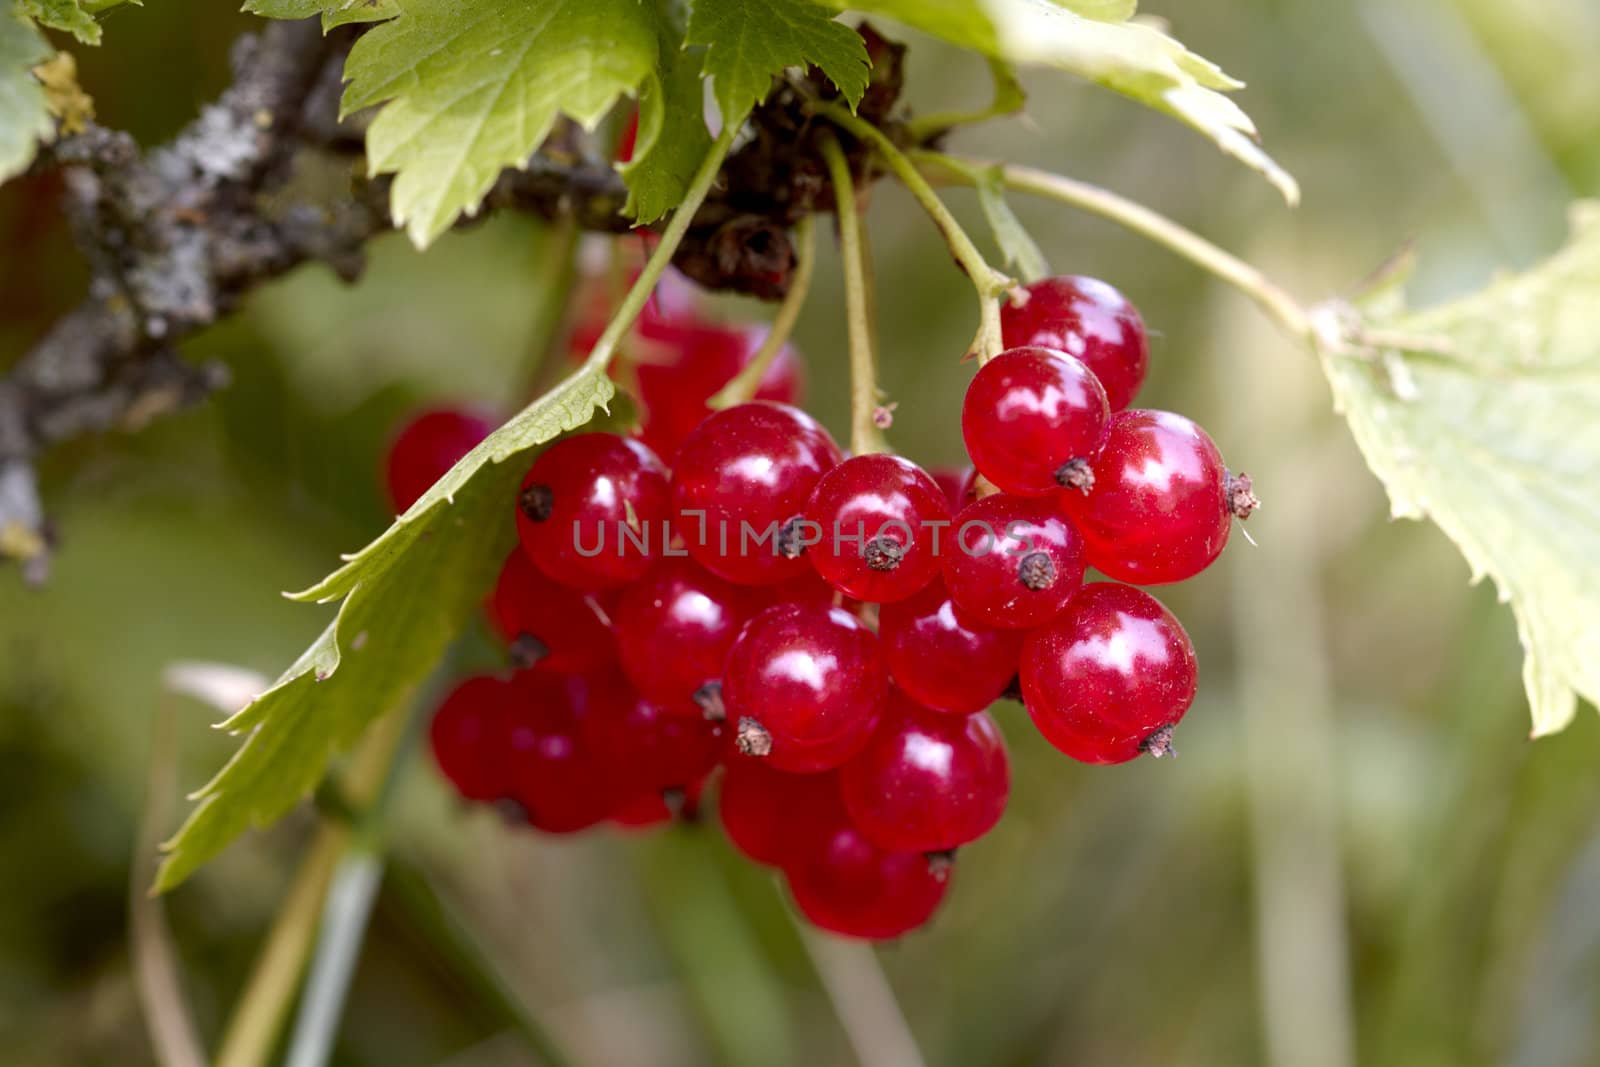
[1323,202,1600,737]
[154,367,623,892]
[828,0,1297,203]
[19,0,100,45]
[976,166,1048,282]
[0,8,52,182]
[685,0,869,128]
[621,3,712,224]
[339,0,659,248]
[242,0,399,30]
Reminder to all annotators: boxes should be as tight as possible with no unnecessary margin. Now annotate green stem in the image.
[917,151,1315,341]
[581,125,738,376]
[382,859,574,1067]
[213,706,409,1067]
[812,101,1013,362]
[819,130,890,457]
[709,216,817,410]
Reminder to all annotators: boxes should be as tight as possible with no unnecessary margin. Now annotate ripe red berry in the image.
[429,675,515,803]
[634,320,803,460]
[785,824,951,940]
[612,779,705,829]
[613,557,767,711]
[490,551,616,671]
[502,671,617,833]
[672,402,842,586]
[840,694,1009,852]
[930,465,978,513]
[581,682,725,795]
[385,407,494,513]
[717,763,847,868]
[942,493,1085,629]
[1000,276,1149,410]
[1057,409,1232,585]
[516,432,672,591]
[878,578,1022,714]
[721,602,887,772]
[1020,582,1197,764]
[804,454,950,603]
[961,346,1110,496]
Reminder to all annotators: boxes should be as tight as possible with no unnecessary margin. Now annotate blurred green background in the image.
[3,2,1599,1065]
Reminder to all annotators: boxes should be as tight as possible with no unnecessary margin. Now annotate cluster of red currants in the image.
[387,273,1255,940]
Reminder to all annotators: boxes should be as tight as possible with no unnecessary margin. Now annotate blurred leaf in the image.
[1323,202,1600,737]
[340,0,658,247]
[686,0,869,127]
[1052,0,1136,20]
[155,367,621,891]
[33,51,92,134]
[622,3,712,224]
[0,9,52,182]
[19,0,99,45]
[976,166,1049,281]
[826,0,1298,203]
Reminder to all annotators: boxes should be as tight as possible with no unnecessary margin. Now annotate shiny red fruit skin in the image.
[385,407,493,513]
[516,432,672,591]
[634,320,803,460]
[785,824,950,940]
[671,402,843,586]
[840,694,1010,852]
[429,675,515,802]
[1020,582,1197,764]
[961,346,1110,496]
[805,454,950,603]
[613,557,768,706]
[1000,276,1149,411]
[878,578,1022,714]
[718,763,847,868]
[1058,409,1230,585]
[942,493,1086,629]
[502,671,616,833]
[490,551,616,672]
[930,466,978,513]
[581,682,725,793]
[721,603,888,772]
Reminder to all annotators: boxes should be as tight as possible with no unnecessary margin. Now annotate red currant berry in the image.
[502,671,616,833]
[718,763,847,868]
[429,675,514,803]
[490,551,616,671]
[785,824,950,940]
[582,684,725,794]
[1001,276,1149,410]
[962,346,1110,496]
[943,493,1085,629]
[805,454,950,603]
[612,779,705,829]
[1020,582,1197,764]
[878,578,1022,714]
[516,432,672,591]
[614,557,767,710]
[385,407,493,513]
[721,603,887,772]
[930,465,978,512]
[672,402,842,586]
[840,694,1009,852]
[634,320,803,460]
[1057,409,1234,585]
